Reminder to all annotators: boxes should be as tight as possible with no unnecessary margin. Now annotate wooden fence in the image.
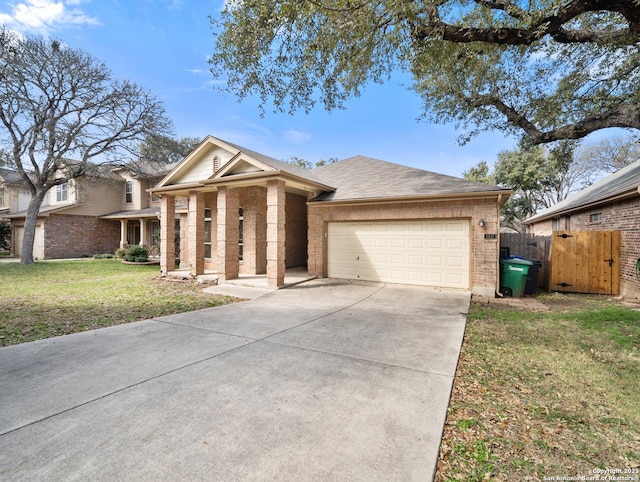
[500,232,551,291]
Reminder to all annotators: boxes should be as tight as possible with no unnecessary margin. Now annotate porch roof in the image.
[6,202,77,219]
[100,204,187,220]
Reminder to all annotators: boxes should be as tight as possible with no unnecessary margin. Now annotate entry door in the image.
[327,219,469,288]
[128,222,140,245]
[551,230,620,294]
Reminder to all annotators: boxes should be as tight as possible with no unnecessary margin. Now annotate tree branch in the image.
[415,0,640,46]
[479,96,640,143]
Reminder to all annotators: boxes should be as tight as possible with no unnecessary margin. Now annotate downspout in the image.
[496,194,504,298]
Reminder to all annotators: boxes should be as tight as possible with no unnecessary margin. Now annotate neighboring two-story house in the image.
[0,168,31,222]
[6,162,177,259]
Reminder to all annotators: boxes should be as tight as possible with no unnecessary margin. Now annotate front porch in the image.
[166,266,316,292]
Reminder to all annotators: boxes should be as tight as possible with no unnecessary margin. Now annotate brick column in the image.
[267,179,286,287]
[160,195,175,276]
[216,186,239,281]
[188,191,205,276]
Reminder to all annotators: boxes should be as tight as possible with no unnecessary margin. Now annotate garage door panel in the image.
[327,220,469,289]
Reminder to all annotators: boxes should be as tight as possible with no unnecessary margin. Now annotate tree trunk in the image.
[20,190,48,264]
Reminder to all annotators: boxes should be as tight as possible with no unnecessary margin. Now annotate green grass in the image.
[436,297,640,481]
[0,259,237,346]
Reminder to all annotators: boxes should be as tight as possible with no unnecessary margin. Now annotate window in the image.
[0,187,4,207]
[150,182,160,203]
[589,213,602,222]
[56,183,68,202]
[125,180,133,204]
[204,208,212,258]
[552,218,560,231]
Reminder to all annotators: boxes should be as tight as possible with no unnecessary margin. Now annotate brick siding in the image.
[285,192,308,268]
[308,197,500,296]
[44,214,120,259]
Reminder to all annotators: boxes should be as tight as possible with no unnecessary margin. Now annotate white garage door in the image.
[15,226,45,259]
[327,220,469,289]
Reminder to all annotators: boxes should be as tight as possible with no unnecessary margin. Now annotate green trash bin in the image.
[500,258,533,298]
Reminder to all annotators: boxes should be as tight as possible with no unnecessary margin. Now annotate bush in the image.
[0,222,10,251]
[123,245,148,263]
[93,253,115,259]
[114,248,126,259]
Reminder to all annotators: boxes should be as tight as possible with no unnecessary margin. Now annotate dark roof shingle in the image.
[525,160,640,224]
[310,155,509,202]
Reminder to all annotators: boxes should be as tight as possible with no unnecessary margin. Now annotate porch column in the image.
[119,219,128,249]
[267,179,286,287]
[216,186,239,281]
[139,219,146,246]
[160,195,175,276]
[188,191,205,276]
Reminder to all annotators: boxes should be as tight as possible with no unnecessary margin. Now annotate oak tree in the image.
[0,30,171,264]
[210,0,640,144]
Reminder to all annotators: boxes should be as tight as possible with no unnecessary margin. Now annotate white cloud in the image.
[283,129,312,144]
[0,0,99,33]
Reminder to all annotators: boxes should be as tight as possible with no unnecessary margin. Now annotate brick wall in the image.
[239,186,267,275]
[44,214,120,259]
[285,192,307,268]
[308,197,500,296]
[527,196,640,298]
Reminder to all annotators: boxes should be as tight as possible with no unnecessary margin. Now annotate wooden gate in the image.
[550,230,620,295]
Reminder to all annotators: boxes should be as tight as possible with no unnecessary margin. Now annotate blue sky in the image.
[0,0,521,177]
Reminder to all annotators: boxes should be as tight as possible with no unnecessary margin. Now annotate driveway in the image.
[0,279,470,481]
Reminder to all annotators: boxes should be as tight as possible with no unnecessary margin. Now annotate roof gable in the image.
[310,155,510,202]
[157,135,329,188]
[156,136,241,188]
[525,160,640,224]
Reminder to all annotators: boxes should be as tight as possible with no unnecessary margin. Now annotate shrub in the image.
[0,222,10,251]
[93,253,115,259]
[114,248,126,259]
[123,245,148,262]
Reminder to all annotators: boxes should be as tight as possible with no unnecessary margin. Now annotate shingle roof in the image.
[524,160,640,224]
[310,155,509,202]
[0,167,24,184]
[220,138,329,185]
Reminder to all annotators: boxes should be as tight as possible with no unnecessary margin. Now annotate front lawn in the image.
[436,294,640,481]
[0,259,237,346]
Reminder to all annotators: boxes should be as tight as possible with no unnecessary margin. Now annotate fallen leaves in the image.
[435,297,640,481]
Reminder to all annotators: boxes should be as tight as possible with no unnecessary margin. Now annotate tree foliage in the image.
[210,0,640,144]
[462,161,494,184]
[575,135,640,174]
[467,140,588,229]
[0,30,171,263]
[285,156,339,169]
[139,135,201,165]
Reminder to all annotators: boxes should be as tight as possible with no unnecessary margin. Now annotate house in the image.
[99,161,183,254]
[0,168,31,221]
[150,136,511,296]
[6,162,177,259]
[523,160,640,297]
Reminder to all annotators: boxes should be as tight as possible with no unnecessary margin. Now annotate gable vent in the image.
[213,156,220,172]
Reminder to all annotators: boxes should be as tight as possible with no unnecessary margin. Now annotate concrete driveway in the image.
[0,279,470,481]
